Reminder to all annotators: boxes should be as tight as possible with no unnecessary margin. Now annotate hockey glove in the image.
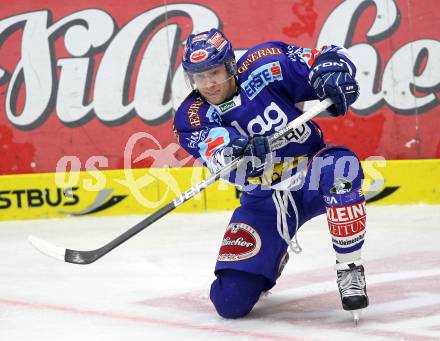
[225,136,271,177]
[309,52,359,116]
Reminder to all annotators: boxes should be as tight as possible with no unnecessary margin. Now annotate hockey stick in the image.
[28,98,333,264]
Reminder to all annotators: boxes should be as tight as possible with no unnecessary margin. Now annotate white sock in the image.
[336,249,362,263]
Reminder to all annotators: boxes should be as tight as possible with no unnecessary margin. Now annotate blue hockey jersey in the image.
[173,42,356,189]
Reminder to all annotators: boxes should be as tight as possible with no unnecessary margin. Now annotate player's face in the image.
[189,65,236,105]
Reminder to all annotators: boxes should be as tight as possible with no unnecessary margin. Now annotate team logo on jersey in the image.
[218,100,236,113]
[237,46,283,74]
[246,101,287,135]
[215,94,241,115]
[330,178,352,194]
[287,45,325,67]
[338,188,365,205]
[241,61,283,100]
[198,127,230,163]
[187,129,208,149]
[326,201,366,252]
[204,136,225,158]
[206,106,222,124]
[324,195,338,205]
[271,63,281,76]
[187,97,204,128]
[190,49,208,63]
[230,102,312,147]
[218,223,262,262]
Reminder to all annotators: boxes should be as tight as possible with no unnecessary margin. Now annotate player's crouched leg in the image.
[310,147,369,312]
[210,269,268,319]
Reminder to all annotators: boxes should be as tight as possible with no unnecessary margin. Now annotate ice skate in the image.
[336,260,369,324]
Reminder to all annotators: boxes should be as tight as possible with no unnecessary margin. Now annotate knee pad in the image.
[210,269,268,319]
[312,147,364,206]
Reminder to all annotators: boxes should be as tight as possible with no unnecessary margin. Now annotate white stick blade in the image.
[28,235,66,262]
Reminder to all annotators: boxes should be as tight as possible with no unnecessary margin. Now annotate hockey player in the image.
[173,28,368,321]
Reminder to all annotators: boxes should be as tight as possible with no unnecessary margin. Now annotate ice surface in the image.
[1,205,439,341]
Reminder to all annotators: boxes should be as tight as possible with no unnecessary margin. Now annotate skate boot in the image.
[336,260,369,324]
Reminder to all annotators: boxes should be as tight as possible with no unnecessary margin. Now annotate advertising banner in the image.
[1,159,439,221]
[0,1,439,220]
[0,0,438,176]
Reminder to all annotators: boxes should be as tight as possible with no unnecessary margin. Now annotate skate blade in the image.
[350,309,362,326]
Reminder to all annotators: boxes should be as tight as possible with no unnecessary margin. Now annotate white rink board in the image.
[1,205,439,341]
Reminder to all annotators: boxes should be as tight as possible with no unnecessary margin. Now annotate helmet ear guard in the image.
[224,58,237,77]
